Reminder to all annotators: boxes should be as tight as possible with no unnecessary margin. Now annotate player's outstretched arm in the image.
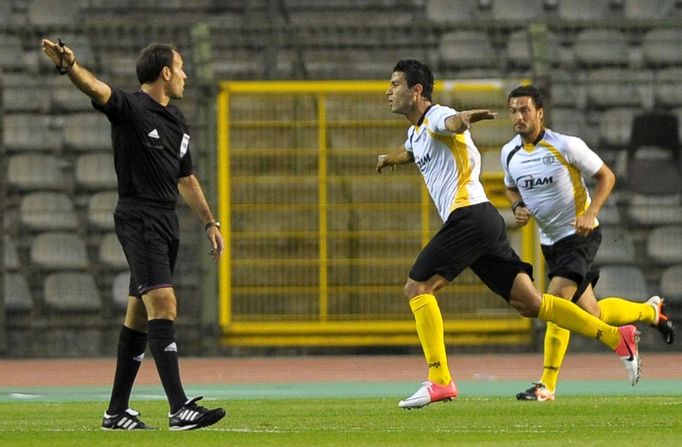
[445,109,497,134]
[41,38,112,106]
[376,147,414,173]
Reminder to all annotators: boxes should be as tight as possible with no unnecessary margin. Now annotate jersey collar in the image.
[522,128,546,151]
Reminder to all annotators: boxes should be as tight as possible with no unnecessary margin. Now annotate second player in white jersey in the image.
[501,128,603,245]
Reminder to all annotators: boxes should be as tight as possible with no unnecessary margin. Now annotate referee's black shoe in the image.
[101,408,157,430]
[168,396,226,431]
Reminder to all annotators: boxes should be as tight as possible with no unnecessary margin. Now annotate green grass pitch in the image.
[1,396,681,446]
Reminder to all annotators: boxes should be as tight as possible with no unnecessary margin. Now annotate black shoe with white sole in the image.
[168,396,226,431]
[101,408,156,430]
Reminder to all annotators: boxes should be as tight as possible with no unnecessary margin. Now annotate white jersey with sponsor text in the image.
[500,128,603,245]
[404,105,489,222]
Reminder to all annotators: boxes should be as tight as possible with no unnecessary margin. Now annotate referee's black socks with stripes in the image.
[107,325,147,415]
[147,318,188,414]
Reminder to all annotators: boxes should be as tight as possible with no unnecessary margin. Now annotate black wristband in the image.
[204,221,221,231]
[511,200,526,213]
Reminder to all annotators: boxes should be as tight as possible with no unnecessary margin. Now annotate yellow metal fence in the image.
[216,80,538,347]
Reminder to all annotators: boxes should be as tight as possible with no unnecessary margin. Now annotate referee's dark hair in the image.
[136,43,178,85]
[508,85,544,109]
[393,59,434,102]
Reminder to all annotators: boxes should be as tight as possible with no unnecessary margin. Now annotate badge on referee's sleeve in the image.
[180,133,190,158]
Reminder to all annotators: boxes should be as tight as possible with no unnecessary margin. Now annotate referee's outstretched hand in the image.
[41,38,76,71]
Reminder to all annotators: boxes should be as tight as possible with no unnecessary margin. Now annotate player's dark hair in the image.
[136,43,178,85]
[393,59,434,101]
[508,85,544,109]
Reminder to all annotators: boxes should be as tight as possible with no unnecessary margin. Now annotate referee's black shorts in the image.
[541,227,602,303]
[114,203,180,298]
[409,202,533,301]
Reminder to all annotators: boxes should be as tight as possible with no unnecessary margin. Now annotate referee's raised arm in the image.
[41,38,112,106]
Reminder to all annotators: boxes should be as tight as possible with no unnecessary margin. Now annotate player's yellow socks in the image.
[539,322,570,393]
[598,297,656,325]
[539,294,620,350]
[410,293,452,385]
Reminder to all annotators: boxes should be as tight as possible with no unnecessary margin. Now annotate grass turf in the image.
[0,396,681,446]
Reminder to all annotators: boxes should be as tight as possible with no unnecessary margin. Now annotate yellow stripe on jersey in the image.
[541,142,590,219]
[427,129,472,212]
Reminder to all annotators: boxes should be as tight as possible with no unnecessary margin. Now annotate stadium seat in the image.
[43,272,102,312]
[111,271,131,311]
[593,226,636,266]
[626,146,682,195]
[659,264,682,303]
[0,1,12,25]
[574,29,630,68]
[3,113,62,152]
[596,202,621,227]
[3,273,33,313]
[3,235,20,271]
[549,107,585,137]
[594,265,649,300]
[98,232,128,270]
[491,0,545,20]
[75,153,117,190]
[598,107,637,149]
[425,0,481,22]
[547,71,584,108]
[506,29,560,70]
[623,0,676,19]
[629,110,680,153]
[438,30,498,70]
[585,69,642,109]
[627,193,682,227]
[654,67,682,108]
[0,34,26,72]
[20,192,79,232]
[646,225,682,265]
[87,190,117,231]
[62,112,111,151]
[2,73,50,112]
[641,28,682,67]
[556,0,609,19]
[27,0,82,25]
[50,79,95,112]
[30,232,89,270]
[7,154,67,191]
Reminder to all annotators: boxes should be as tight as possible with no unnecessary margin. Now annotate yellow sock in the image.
[539,294,620,350]
[539,322,570,393]
[598,297,656,325]
[410,294,451,385]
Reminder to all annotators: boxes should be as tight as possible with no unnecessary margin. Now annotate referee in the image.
[41,39,225,430]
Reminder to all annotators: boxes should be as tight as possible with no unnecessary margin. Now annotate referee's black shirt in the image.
[93,88,193,209]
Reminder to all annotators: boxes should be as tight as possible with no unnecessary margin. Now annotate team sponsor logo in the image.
[516,174,554,189]
[415,153,432,172]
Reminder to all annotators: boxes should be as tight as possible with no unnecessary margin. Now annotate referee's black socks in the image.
[147,318,188,414]
[107,325,147,415]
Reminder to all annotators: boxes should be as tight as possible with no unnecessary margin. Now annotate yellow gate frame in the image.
[216,80,539,347]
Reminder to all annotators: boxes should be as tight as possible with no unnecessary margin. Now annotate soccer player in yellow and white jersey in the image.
[378,60,644,409]
[501,85,674,402]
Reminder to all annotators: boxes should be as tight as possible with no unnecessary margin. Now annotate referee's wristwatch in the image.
[204,221,221,231]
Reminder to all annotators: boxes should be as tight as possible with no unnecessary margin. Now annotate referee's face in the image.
[167,50,187,100]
